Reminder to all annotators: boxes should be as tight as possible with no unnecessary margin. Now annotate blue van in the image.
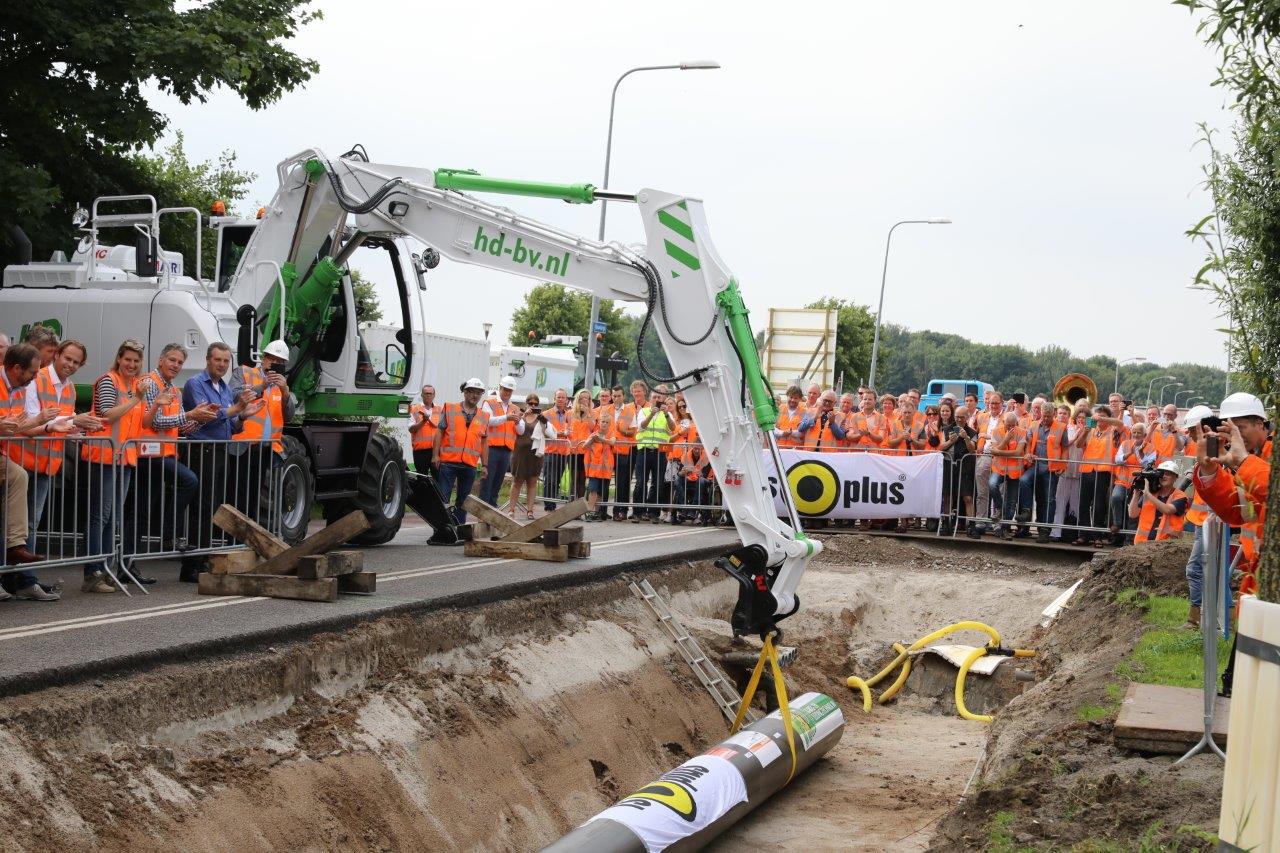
[919,379,995,411]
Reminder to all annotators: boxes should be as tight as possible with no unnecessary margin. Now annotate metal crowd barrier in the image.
[1,436,283,595]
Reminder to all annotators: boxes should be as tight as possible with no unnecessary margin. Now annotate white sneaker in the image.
[15,583,60,601]
[0,588,11,601]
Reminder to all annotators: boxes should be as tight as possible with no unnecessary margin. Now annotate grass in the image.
[1114,590,1229,689]
[987,810,1022,853]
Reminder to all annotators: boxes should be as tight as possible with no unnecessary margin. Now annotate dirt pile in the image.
[928,541,1221,852]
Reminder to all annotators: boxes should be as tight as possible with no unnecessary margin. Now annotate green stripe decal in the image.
[664,240,701,271]
[657,209,694,241]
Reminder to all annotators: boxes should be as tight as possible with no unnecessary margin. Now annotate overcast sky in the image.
[151,0,1232,369]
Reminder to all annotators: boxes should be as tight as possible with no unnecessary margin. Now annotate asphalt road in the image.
[0,518,737,696]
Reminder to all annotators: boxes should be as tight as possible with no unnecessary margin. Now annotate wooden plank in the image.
[540,525,583,546]
[567,541,591,559]
[1113,682,1229,753]
[212,505,288,559]
[498,498,588,544]
[463,540,569,562]
[337,572,377,594]
[208,549,260,576]
[458,522,491,542]
[197,572,338,603]
[297,550,364,580]
[250,511,370,577]
[462,495,522,536]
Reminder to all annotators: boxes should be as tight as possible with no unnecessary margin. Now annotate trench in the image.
[0,538,1080,852]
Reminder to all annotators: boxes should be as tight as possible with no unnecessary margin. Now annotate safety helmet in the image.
[262,340,290,361]
[1219,392,1267,420]
[499,376,517,391]
[1180,404,1212,429]
[460,377,485,392]
[1156,460,1180,476]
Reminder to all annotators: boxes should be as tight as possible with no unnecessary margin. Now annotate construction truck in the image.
[0,148,818,638]
[496,334,629,399]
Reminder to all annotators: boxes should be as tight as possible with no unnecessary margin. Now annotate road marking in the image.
[0,528,723,643]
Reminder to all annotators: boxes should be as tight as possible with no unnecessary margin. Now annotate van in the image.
[919,379,995,411]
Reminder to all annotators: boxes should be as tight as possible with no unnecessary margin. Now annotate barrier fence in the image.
[2,436,283,594]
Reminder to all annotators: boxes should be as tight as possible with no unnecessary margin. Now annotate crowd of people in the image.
[0,327,293,602]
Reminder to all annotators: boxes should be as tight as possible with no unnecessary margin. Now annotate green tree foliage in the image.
[803,297,877,388]
[508,283,631,357]
[348,269,383,325]
[0,0,319,259]
[130,132,255,278]
[614,312,674,387]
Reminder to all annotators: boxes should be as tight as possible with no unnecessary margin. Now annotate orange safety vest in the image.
[668,417,696,460]
[776,405,806,448]
[80,370,144,466]
[851,411,884,449]
[0,372,26,465]
[9,366,76,475]
[437,402,487,467]
[1183,481,1211,528]
[544,408,571,455]
[1044,423,1069,474]
[990,425,1027,479]
[1112,439,1145,489]
[1149,429,1178,464]
[409,402,441,450]
[568,412,593,455]
[1081,429,1116,475]
[682,441,709,480]
[135,369,182,460]
[974,410,1002,454]
[613,403,637,456]
[232,366,285,454]
[803,410,844,451]
[583,433,615,479]
[486,398,516,450]
[1135,487,1188,542]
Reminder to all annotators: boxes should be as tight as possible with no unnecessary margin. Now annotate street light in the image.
[582,60,722,394]
[868,218,952,391]
[1174,389,1199,408]
[1114,356,1146,395]
[1159,381,1182,406]
[1146,375,1176,406]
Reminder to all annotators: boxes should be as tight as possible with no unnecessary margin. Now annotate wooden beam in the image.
[337,572,377,594]
[197,572,338,603]
[458,522,491,542]
[567,541,591,559]
[250,511,370,577]
[462,495,522,536]
[208,549,260,576]
[498,498,588,544]
[212,505,288,559]
[463,540,569,562]
[297,550,364,579]
[540,525,584,546]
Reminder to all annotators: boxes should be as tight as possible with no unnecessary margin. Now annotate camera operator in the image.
[1127,461,1189,542]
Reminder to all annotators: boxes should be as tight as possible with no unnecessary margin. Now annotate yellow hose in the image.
[876,643,912,704]
[845,675,873,713]
[955,646,992,722]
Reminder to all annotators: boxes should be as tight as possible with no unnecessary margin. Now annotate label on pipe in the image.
[716,730,782,767]
[767,691,844,751]
[585,754,747,853]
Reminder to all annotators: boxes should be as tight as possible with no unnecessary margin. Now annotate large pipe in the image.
[542,691,845,852]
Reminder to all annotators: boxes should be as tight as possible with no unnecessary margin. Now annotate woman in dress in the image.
[507,394,557,519]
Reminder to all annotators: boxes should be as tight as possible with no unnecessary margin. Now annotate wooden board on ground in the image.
[208,549,260,576]
[540,525,583,546]
[1114,682,1229,754]
[567,541,591,559]
[463,540,569,562]
[297,550,363,579]
[458,522,492,542]
[462,495,522,536]
[197,572,338,603]
[338,572,377,594]
[498,498,588,544]
[212,505,288,558]
[251,511,370,576]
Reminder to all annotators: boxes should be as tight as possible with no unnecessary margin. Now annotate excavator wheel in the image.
[324,432,406,546]
[273,435,315,545]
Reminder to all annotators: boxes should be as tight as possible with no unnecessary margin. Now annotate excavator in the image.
[0,147,820,637]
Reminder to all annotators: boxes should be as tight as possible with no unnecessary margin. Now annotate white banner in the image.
[764,449,944,519]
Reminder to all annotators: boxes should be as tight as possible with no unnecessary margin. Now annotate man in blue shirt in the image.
[179,342,260,581]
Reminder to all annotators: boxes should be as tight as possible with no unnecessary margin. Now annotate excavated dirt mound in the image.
[928,540,1222,852]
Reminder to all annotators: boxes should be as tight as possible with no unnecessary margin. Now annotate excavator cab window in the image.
[345,237,412,389]
[216,225,255,292]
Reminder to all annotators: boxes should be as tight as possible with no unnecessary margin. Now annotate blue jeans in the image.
[1185,523,1205,607]
[436,462,477,526]
[996,475,1020,533]
[86,463,131,578]
[480,446,512,507]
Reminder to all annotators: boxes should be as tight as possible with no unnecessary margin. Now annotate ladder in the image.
[630,578,757,725]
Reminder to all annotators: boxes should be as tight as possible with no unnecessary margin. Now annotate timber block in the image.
[566,541,591,559]
[337,572,377,594]
[212,505,288,558]
[250,511,370,576]
[463,540,569,562]
[208,549,260,576]
[458,522,491,542]
[498,497,588,544]
[540,525,583,546]
[197,572,338,603]
[462,495,522,536]
[297,550,364,579]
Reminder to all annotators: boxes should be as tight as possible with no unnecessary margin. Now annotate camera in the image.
[1200,415,1223,432]
[1131,468,1163,493]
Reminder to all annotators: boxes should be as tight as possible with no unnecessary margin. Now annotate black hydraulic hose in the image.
[321,158,405,215]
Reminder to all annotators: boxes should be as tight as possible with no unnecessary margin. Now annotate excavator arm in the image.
[231,148,820,637]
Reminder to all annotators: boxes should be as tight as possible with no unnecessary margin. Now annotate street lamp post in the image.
[1174,389,1199,408]
[582,60,721,395]
[1115,356,1146,395]
[868,218,951,392]
[1146,375,1176,407]
[1159,382,1183,407]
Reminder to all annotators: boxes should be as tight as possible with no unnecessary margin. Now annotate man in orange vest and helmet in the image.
[479,376,521,508]
[433,378,489,525]
[230,339,297,525]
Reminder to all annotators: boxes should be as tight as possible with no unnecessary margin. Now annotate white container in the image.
[1218,595,1280,851]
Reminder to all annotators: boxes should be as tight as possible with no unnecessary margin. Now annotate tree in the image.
[804,297,877,390]
[508,283,630,357]
[0,0,319,260]
[348,269,383,325]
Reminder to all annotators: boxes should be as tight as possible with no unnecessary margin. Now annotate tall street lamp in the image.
[582,60,721,394]
[868,218,952,391]
[1175,389,1199,408]
[1114,356,1146,395]
[1159,381,1182,406]
[1146,375,1176,407]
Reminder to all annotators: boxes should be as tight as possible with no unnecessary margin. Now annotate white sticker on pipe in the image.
[722,730,782,767]
[766,691,844,751]
[586,754,747,853]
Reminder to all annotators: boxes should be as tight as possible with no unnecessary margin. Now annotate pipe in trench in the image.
[541,692,845,852]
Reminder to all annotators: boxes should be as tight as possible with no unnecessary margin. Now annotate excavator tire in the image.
[273,435,315,545]
[325,432,406,546]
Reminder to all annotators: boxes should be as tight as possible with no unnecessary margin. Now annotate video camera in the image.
[1131,468,1164,493]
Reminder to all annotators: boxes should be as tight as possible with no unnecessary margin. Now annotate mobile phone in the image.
[1086,417,1096,428]
[1205,434,1221,458]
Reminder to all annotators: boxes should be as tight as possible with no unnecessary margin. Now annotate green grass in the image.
[987,810,1022,853]
[1070,822,1217,851]
[1114,590,1229,689]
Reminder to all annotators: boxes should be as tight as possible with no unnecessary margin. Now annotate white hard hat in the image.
[499,376,517,391]
[1156,460,1181,475]
[1219,392,1267,420]
[461,377,485,391]
[262,340,290,361]
[1180,404,1213,429]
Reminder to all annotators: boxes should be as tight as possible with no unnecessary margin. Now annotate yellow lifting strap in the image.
[730,633,798,784]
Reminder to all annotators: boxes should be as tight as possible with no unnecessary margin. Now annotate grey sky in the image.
[151,0,1231,369]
